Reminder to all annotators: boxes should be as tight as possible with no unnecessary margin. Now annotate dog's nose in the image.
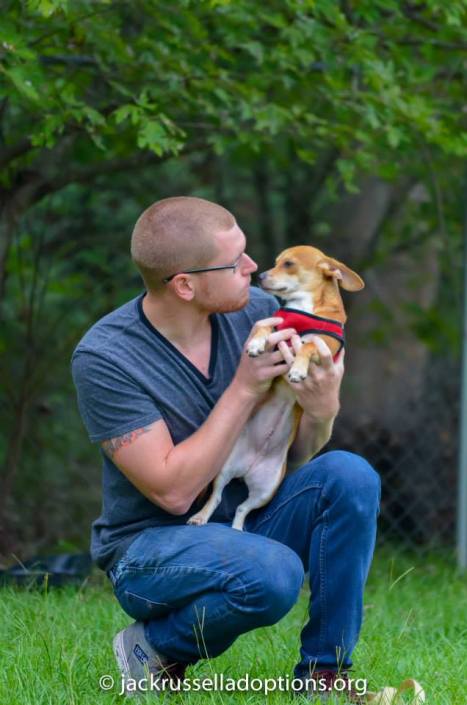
[258,272,267,281]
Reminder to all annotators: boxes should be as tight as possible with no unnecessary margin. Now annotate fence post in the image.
[458,184,467,571]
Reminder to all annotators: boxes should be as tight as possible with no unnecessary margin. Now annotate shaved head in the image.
[131,196,236,292]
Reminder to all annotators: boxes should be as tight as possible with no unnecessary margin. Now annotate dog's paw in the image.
[187,514,207,526]
[247,337,267,357]
[288,367,307,383]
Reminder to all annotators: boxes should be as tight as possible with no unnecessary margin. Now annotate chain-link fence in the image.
[327,354,460,553]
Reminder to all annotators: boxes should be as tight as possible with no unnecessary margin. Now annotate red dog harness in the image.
[274,307,345,361]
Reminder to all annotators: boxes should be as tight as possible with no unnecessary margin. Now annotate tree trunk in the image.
[0,199,19,321]
[253,156,284,264]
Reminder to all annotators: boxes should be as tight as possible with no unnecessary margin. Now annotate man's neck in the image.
[142,291,212,350]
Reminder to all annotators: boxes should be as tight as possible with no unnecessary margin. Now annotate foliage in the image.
[1,0,466,197]
[1,0,466,554]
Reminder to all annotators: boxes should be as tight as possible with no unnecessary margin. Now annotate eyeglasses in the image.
[162,254,243,284]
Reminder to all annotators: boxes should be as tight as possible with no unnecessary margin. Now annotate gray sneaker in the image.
[113,621,186,696]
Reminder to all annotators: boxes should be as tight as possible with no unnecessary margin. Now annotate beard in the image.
[197,281,250,314]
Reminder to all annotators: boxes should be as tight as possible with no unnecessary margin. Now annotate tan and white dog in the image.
[187,245,364,531]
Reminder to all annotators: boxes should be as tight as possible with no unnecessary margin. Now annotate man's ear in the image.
[171,274,196,301]
[318,258,365,292]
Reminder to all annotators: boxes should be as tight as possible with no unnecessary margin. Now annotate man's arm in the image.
[102,319,297,515]
[279,335,344,468]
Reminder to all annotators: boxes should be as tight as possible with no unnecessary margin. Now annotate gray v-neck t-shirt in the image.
[71,286,278,572]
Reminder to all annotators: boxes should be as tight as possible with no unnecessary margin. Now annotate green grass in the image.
[1,548,466,704]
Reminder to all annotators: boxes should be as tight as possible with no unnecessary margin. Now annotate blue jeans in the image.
[108,451,380,676]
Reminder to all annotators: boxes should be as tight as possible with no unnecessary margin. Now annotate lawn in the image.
[1,548,465,705]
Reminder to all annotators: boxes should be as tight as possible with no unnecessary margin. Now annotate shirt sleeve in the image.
[71,350,162,443]
[248,286,280,322]
[263,291,280,317]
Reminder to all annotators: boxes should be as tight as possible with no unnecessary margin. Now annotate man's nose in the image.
[245,255,258,273]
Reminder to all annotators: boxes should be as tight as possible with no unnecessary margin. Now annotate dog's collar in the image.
[274,307,345,358]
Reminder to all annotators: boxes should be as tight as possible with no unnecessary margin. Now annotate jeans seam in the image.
[109,557,131,589]
[123,589,169,606]
[318,507,328,659]
[114,564,249,604]
[251,482,323,530]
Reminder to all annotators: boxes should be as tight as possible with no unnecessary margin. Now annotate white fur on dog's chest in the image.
[187,381,297,530]
[224,382,296,484]
[286,292,314,313]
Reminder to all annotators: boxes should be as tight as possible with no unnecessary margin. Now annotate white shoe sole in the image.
[113,629,134,695]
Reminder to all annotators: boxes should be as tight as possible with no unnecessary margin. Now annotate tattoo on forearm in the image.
[102,426,152,458]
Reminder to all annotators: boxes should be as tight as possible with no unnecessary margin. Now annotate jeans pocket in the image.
[116,586,170,621]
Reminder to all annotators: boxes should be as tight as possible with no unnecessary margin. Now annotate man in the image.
[72,196,380,700]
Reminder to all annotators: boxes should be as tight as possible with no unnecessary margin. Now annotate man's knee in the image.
[324,450,380,489]
[311,450,381,516]
[244,543,305,626]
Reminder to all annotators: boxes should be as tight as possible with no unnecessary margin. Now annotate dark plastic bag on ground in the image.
[0,553,92,588]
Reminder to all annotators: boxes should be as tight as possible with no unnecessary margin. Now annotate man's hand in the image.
[232,317,297,398]
[278,334,344,422]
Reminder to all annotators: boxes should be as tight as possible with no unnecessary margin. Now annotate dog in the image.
[187,245,364,531]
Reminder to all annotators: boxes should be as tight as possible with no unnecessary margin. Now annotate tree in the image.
[1,0,466,553]
[1,0,466,308]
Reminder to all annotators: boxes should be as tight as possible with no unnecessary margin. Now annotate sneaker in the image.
[294,670,366,703]
[113,621,187,696]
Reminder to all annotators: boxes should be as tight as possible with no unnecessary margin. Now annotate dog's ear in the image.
[318,258,365,292]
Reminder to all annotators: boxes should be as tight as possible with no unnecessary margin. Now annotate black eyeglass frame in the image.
[162,254,243,284]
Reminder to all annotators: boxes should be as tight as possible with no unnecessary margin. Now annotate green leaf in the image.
[137,121,169,155]
[27,0,68,17]
[82,107,106,127]
[2,66,40,101]
[387,126,402,148]
[113,105,141,126]
[337,158,358,192]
